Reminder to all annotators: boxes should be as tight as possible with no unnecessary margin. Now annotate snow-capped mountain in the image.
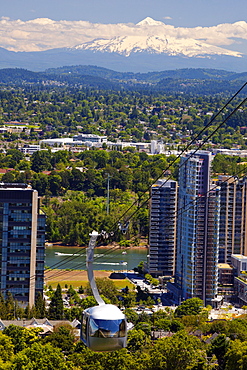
[74,35,241,58]
[0,17,246,72]
[73,17,241,58]
[136,17,165,27]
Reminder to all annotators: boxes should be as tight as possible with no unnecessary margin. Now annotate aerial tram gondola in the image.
[81,231,127,352]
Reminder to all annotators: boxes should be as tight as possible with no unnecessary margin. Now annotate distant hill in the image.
[0,66,246,95]
[0,67,121,90]
[45,66,242,82]
[0,46,247,73]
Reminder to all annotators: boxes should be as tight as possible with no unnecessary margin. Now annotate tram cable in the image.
[120,95,247,227]
[111,82,247,227]
[43,163,247,284]
[5,84,246,291]
[42,87,247,281]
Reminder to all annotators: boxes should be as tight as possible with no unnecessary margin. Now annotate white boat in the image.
[122,251,127,255]
[55,252,80,256]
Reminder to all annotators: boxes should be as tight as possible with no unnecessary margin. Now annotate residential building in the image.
[0,183,45,307]
[231,254,247,276]
[216,176,247,263]
[148,179,178,277]
[20,144,40,155]
[217,263,234,299]
[173,151,220,305]
[73,133,107,143]
[0,318,81,338]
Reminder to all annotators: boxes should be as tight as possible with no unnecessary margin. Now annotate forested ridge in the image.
[1,66,247,94]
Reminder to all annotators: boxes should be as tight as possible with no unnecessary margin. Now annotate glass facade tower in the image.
[0,184,45,307]
[175,152,220,305]
[149,179,178,277]
[216,176,247,263]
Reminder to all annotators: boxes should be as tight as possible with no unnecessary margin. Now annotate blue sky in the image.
[2,0,247,27]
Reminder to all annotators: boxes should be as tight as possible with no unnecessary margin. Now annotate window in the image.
[81,313,88,341]
[89,318,126,338]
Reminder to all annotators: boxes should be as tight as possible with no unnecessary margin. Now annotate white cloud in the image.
[163,16,172,20]
[0,17,246,54]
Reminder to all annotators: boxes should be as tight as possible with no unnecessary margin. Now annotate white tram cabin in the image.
[81,304,127,352]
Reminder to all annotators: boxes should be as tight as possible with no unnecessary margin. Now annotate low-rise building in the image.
[20,144,40,155]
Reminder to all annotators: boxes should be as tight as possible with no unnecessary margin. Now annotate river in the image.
[45,245,148,271]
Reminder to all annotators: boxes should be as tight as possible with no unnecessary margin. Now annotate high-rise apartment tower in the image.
[149,179,178,277]
[174,152,220,305]
[0,184,45,307]
[216,176,247,263]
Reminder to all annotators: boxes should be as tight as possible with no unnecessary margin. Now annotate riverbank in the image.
[48,241,148,250]
[44,269,134,289]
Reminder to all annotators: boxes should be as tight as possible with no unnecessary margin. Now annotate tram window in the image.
[119,320,126,337]
[81,313,87,340]
[89,319,126,338]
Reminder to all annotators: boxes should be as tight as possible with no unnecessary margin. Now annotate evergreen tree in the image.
[35,292,46,318]
[48,284,64,320]
[0,293,7,319]
[5,292,15,319]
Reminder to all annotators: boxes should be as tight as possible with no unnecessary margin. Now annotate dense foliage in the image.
[0,84,246,147]
[1,302,247,369]
[1,66,247,95]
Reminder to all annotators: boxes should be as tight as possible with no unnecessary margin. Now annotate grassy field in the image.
[44,269,134,290]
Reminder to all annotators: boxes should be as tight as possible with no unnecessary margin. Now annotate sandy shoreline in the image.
[48,241,148,250]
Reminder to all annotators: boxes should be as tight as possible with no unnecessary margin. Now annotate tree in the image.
[5,292,15,319]
[48,284,64,320]
[170,319,185,333]
[225,340,247,370]
[80,296,110,310]
[6,149,24,167]
[174,298,204,318]
[1,171,16,183]
[44,324,76,354]
[121,291,137,308]
[127,329,149,352]
[31,150,52,172]
[32,173,49,196]
[12,342,73,370]
[149,331,207,370]
[209,334,230,370]
[35,292,46,318]
[135,322,152,336]
[85,278,119,304]
[69,346,138,370]
[0,293,7,319]
[3,325,41,354]
[123,308,139,325]
[0,332,14,362]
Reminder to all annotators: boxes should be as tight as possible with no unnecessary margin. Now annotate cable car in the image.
[81,231,127,351]
[81,304,127,351]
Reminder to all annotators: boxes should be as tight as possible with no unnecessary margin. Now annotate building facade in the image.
[0,184,45,307]
[174,151,220,305]
[148,179,178,277]
[216,176,247,263]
